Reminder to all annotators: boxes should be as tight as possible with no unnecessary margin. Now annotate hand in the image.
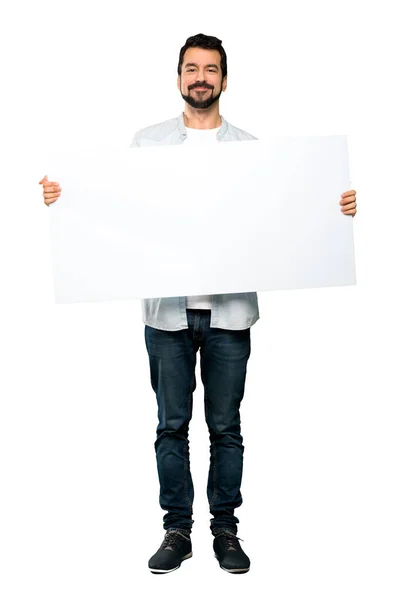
[39,175,62,206]
[339,189,357,217]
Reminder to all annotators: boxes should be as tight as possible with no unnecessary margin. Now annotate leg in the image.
[145,324,198,532]
[200,326,251,535]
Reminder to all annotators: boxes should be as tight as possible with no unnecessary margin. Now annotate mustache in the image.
[188,82,214,90]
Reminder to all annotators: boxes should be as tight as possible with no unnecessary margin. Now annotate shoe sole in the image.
[214,553,250,574]
[149,552,193,574]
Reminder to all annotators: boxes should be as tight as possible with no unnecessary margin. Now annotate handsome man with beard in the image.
[39,33,357,575]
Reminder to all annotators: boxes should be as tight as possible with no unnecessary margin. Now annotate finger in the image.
[39,175,48,185]
[341,189,356,199]
[43,192,60,199]
[341,201,356,211]
[343,208,356,215]
[43,184,61,193]
[340,196,356,205]
[43,181,60,187]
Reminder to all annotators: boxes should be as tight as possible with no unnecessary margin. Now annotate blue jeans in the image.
[144,308,251,535]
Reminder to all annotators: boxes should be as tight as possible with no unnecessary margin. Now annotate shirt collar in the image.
[178,112,228,141]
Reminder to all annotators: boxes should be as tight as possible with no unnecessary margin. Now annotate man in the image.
[39,33,357,575]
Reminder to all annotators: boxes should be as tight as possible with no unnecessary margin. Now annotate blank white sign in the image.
[48,137,355,303]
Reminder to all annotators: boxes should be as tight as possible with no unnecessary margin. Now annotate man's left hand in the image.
[340,189,357,217]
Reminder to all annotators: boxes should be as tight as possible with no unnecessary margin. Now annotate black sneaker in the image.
[213,529,250,574]
[148,529,192,574]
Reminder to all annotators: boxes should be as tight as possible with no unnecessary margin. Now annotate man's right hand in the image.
[39,175,62,206]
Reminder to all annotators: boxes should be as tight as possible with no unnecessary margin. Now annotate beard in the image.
[181,85,222,109]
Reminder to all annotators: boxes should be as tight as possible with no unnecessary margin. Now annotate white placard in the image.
[48,137,355,303]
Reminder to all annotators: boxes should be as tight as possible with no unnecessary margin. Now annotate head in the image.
[177,33,228,110]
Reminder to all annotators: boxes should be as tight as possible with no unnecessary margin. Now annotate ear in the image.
[177,75,181,91]
[222,76,227,92]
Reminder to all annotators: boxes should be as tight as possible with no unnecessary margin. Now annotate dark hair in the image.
[177,33,227,79]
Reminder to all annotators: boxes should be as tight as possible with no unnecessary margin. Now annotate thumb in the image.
[39,175,48,185]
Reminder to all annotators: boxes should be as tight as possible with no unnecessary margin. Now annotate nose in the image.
[196,68,209,82]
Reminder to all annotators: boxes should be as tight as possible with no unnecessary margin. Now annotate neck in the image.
[183,103,222,129]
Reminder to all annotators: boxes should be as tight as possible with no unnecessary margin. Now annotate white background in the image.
[1,0,399,598]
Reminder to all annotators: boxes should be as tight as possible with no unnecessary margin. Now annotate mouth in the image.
[192,87,211,91]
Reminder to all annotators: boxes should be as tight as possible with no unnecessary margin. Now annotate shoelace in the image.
[161,530,190,550]
[215,531,244,551]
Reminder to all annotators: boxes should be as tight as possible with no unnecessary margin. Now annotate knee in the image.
[206,417,242,440]
[156,415,191,440]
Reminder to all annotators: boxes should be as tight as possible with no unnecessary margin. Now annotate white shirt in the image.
[131,112,260,331]
[184,126,221,310]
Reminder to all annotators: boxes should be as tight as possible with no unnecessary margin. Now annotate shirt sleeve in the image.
[129,132,140,147]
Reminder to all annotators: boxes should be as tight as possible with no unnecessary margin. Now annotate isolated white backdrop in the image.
[1,0,399,599]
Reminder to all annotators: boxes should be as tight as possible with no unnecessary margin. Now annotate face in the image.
[178,47,227,109]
